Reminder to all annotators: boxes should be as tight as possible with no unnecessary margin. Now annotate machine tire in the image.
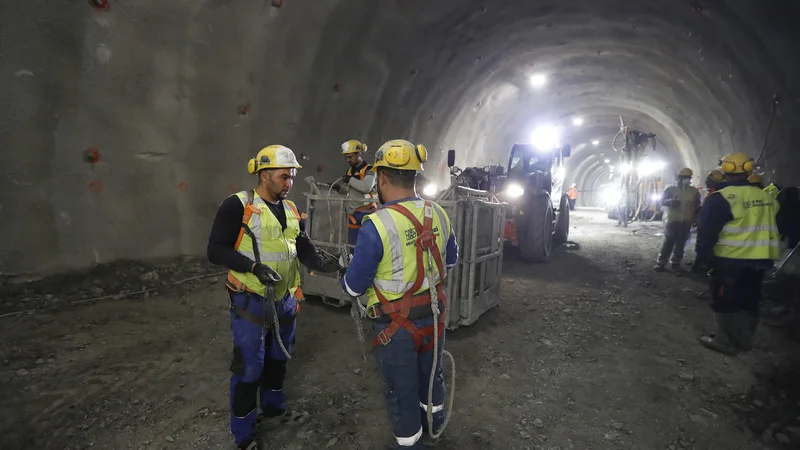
[554,194,570,244]
[519,194,554,263]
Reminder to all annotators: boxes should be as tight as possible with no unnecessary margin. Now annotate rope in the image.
[425,247,456,440]
[264,284,291,360]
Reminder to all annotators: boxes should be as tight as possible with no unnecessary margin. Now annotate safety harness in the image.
[225,190,302,327]
[368,201,447,352]
[347,164,378,230]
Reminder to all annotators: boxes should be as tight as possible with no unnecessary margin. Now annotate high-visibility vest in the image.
[567,187,578,199]
[764,183,780,199]
[713,185,781,260]
[225,191,302,298]
[364,199,451,308]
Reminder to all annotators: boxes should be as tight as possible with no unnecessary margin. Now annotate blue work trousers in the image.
[373,314,446,449]
[228,290,297,447]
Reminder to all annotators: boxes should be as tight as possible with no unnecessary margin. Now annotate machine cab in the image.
[506,143,569,197]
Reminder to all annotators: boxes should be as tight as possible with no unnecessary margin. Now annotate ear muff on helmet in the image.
[247,158,257,174]
[718,154,755,174]
[415,144,428,164]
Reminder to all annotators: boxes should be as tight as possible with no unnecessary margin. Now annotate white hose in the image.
[265,284,291,360]
[425,247,456,440]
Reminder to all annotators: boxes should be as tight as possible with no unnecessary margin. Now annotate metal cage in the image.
[299,178,505,330]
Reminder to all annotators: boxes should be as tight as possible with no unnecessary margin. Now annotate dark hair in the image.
[378,167,416,189]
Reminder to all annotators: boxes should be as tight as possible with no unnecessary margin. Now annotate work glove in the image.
[252,263,282,285]
[342,174,352,184]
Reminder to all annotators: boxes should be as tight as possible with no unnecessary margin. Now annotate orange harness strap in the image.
[372,201,447,352]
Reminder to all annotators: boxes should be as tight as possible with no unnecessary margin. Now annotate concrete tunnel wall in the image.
[1,0,799,277]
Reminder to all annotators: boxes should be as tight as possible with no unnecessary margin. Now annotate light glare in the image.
[592,140,600,146]
[529,73,547,88]
[572,117,584,126]
[530,124,561,150]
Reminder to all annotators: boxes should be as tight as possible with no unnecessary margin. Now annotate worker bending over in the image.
[693,152,780,355]
[340,139,458,449]
[332,139,378,246]
[748,173,764,189]
[654,168,701,272]
[207,145,339,450]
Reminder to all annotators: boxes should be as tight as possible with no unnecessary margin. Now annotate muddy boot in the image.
[671,263,686,273]
[653,264,666,272]
[237,439,261,450]
[699,313,738,356]
[735,312,759,351]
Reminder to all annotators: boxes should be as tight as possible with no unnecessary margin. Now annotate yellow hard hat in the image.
[718,152,755,174]
[678,168,693,177]
[371,139,428,172]
[341,140,367,154]
[747,173,763,184]
[706,169,725,183]
[247,145,302,174]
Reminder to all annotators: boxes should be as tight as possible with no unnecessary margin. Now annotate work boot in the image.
[671,263,686,273]
[653,264,666,272]
[699,313,738,356]
[735,312,759,351]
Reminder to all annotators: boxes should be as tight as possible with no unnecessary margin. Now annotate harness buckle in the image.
[377,329,391,346]
[367,303,383,319]
[417,230,435,250]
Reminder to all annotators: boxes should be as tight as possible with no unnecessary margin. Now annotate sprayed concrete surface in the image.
[2,209,799,450]
[2,1,800,276]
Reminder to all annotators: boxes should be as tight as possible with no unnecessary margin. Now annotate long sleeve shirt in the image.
[207,195,330,273]
[341,197,459,296]
[694,179,774,270]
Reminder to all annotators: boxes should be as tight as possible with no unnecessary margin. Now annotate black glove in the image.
[342,174,352,184]
[252,263,282,285]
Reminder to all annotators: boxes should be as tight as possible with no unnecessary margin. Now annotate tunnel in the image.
[2,2,800,450]
[2,0,799,276]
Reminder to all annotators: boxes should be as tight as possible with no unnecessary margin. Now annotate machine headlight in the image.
[650,192,661,202]
[505,183,525,198]
[422,183,438,197]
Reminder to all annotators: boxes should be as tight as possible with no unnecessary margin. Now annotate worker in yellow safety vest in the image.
[207,145,339,450]
[339,139,459,449]
[654,168,701,272]
[332,139,378,246]
[693,152,780,355]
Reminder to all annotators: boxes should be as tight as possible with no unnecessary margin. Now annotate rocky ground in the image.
[1,209,799,450]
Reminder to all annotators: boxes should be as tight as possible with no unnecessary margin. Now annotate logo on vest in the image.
[743,199,769,209]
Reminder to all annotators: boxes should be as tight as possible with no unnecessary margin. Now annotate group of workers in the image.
[207,139,457,450]
[654,152,784,356]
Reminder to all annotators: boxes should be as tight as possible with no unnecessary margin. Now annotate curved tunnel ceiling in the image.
[2,0,800,275]
[394,1,799,189]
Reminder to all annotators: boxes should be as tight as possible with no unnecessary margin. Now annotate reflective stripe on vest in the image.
[364,200,450,307]
[712,185,781,260]
[227,191,302,297]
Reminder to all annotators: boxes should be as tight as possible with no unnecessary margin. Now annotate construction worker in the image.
[340,139,459,449]
[748,173,764,189]
[705,169,725,197]
[654,168,701,271]
[332,139,378,246]
[693,152,780,355]
[567,183,578,210]
[207,145,340,450]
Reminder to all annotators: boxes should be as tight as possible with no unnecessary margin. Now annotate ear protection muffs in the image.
[247,158,257,174]
[415,144,428,164]
[718,156,755,174]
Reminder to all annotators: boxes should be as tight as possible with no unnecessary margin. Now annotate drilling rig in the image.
[606,117,664,226]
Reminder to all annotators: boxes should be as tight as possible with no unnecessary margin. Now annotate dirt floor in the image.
[2,208,799,450]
